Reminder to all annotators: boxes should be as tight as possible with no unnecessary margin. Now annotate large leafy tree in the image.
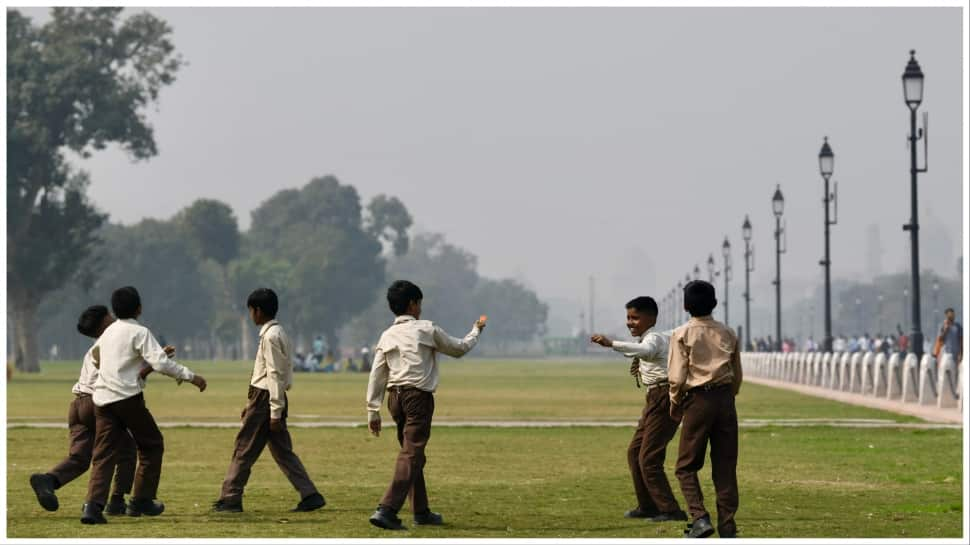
[248,176,411,350]
[6,7,182,371]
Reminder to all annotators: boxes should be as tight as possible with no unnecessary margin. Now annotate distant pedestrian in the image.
[934,308,963,365]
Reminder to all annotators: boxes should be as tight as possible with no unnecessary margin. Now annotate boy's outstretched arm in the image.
[432,318,485,358]
[365,347,389,436]
[137,329,205,391]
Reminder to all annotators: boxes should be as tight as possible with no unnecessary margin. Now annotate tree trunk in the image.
[240,315,252,362]
[10,288,40,372]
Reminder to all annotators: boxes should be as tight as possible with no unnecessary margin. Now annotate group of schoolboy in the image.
[30,278,739,538]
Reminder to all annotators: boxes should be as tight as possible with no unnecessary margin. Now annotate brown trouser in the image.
[379,386,434,514]
[49,393,136,497]
[675,384,739,535]
[628,384,681,514]
[87,393,164,506]
[219,386,319,502]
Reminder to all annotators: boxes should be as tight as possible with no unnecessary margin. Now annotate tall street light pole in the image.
[818,137,837,352]
[722,238,732,327]
[902,49,928,358]
[772,185,786,352]
[742,216,754,351]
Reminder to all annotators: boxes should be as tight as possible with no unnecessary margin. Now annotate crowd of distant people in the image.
[746,308,963,365]
[292,335,373,373]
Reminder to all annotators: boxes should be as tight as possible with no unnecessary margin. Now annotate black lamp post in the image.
[684,274,692,322]
[818,136,837,352]
[933,281,940,320]
[722,237,732,327]
[772,185,786,352]
[677,281,684,325]
[902,49,928,358]
[707,254,717,283]
[878,294,884,334]
[742,215,754,351]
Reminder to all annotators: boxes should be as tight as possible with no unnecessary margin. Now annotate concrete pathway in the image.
[7,418,961,430]
[746,376,964,424]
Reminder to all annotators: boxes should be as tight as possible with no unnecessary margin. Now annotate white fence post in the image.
[887,352,903,400]
[849,352,864,393]
[936,353,959,409]
[872,352,888,397]
[901,353,920,403]
[917,354,938,406]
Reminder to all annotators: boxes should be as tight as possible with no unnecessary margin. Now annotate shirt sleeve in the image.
[612,335,662,360]
[136,329,195,382]
[264,333,288,420]
[365,347,389,421]
[729,341,743,396]
[667,330,689,406]
[432,324,481,358]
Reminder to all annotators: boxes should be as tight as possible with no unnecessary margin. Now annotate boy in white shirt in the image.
[81,286,207,525]
[213,288,325,513]
[366,280,487,531]
[591,296,686,523]
[30,305,141,515]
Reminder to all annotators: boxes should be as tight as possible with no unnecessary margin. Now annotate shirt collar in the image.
[688,315,714,323]
[394,315,417,325]
[259,320,279,337]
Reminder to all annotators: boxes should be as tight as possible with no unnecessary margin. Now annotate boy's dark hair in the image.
[111,286,141,320]
[387,280,423,316]
[684,280,717,317]
[77,305,110,338]
[945,307,954,313]
[625,296,659,317]
[247,288,279,319]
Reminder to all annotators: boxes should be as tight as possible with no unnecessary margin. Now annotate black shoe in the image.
[624,507,660,519]
[105,495,128,516]
[30,473,58,512]
[685,515,715,538]
[291,492,326,512]
[127,497,165,517]
[649,510,689,522]
[212,499,244,513]
[369,506,406,530]
[80,502,107,525]
[414,510,444,525]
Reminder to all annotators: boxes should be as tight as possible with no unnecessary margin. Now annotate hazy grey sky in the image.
[18,7,965,336]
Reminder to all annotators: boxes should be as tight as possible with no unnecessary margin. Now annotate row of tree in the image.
[7,8,548,371]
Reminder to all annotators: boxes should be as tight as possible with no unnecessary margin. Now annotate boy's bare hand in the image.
[590,334,613,347]
[269,418,283,433]
[369,419,381,437]
[190,375,207,392]
[475,315,488,330]
[163,345,176,357]
[138,365,154,380]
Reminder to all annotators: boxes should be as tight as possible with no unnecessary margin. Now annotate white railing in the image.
[742,351,962,412]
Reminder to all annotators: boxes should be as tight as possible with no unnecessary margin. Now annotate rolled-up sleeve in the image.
[668,331,689,405]
[432,325,481,358]
[265,334,288,420]
[365,347,389,421]
[137,330,194,382]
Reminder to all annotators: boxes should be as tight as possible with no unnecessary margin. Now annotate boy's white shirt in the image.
[91,318,195,406]
[249,319,294,420]
[72,342,100,395]
[611,328,673,386]
[365,315,481,422]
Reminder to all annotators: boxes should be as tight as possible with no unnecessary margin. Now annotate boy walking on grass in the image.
[590,296,686,523]
[668,281,742,539]
[213,288,325,514]
[30,305,144,516]
[81,287,208,524]
[365,280,487,531]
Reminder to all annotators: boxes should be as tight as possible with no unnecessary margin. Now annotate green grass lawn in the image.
[7,359,923,423]
[5,359,962,538]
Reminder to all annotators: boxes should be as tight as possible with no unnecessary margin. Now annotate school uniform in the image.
[365,315,481,515]
[45,344,137,494]
[612,329,683,516]
[218,320,321,506]
[86,319,197,508]
[668,315,743,537]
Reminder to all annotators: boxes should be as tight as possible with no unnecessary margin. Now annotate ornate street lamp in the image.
[902,50,929,357]
[772,185,786,352]
[742,215,754,351]
[722,237,732,327]
[818,136,838,352]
